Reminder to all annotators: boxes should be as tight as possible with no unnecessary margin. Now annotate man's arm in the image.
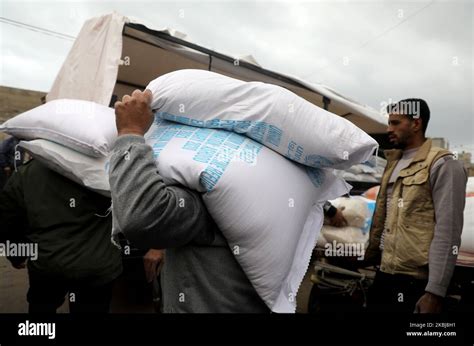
[109,89,216,250]
[416,155,467,312]
[109,136,215,249]
[143,248,165,283]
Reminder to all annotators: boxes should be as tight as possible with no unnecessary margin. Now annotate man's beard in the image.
[390,134,408,149]
[392,141,407,149]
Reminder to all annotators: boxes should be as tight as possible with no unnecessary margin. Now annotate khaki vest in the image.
[365,139,451,279]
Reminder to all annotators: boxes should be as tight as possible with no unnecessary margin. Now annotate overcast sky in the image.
[1,0,473,156]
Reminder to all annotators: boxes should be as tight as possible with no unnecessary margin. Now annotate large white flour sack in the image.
[0,99,116,157]
[140,119,351,312]
[147,69,378,170]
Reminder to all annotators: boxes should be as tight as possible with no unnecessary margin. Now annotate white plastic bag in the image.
[329,196,371,229]
[317,197,371,257]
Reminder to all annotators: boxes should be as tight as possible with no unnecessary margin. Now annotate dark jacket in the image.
[0,159,122,285]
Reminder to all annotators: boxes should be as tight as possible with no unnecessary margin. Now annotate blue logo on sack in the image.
[305,167,325,188]
[147,116,262,192]
[304,155,334,168]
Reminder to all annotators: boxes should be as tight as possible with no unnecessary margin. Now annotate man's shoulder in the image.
[429,150,467,180]
[4,159,33,182]
[430,145,451,154]
[15,158,46,176]
[428,145,454,168]
[20,158,35,168]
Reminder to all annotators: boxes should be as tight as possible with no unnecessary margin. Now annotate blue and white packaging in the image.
[147,69,379,170]
[143,119,352,312]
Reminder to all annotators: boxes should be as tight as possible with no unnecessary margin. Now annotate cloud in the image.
[1,0,472,154]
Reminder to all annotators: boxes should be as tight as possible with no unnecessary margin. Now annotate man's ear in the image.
[412,117,423,132]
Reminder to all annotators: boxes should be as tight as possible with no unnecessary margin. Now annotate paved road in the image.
[1,255,313,313]
[0,256,154,313]
[0,256,69,313]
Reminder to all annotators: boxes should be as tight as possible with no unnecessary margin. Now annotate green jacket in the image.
[0,159,122,285]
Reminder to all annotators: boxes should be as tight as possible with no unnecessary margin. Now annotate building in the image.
[431,137,449,149]
[457,151,474,177]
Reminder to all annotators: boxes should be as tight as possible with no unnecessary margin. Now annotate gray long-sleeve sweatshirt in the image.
[109,135,269,313]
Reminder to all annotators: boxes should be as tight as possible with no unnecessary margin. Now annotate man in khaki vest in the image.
[365,98,467,313]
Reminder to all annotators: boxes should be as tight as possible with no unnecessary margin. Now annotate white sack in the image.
[0,99,117,157]
[18,139,110,197]
[146,69,378,170]
[320,226,368,260]
[461,177,474,253]
[321,226,368,246]
[461,196,474,253]
[316,196,371,251]
[329,196,370,229]
[134,119,351,312]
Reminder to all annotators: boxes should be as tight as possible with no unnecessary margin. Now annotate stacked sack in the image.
[317,196,374,256]
[1,69,378,312]
[334,157,386,183]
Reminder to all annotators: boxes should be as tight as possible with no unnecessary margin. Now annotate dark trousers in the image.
[27,277,114,314]
[367,270,427,313]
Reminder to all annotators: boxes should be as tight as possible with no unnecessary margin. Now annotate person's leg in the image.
[367,270,397,312]
[152,274,162,313]
[27,276,68,314]
[368,271,430,313]
[68,281,115,314]
[401,275,429,312]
